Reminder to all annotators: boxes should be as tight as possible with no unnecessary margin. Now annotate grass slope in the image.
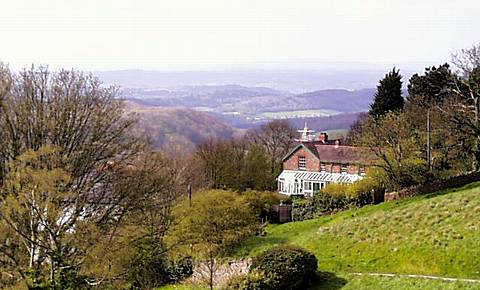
[236,182,480,288]
[315,274,479,290]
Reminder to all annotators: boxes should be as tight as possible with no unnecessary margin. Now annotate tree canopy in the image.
[369,67,404,118]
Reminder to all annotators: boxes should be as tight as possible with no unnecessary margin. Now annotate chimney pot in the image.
[319,132,328,143]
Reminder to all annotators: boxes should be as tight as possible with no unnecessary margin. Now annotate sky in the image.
[0,0,479,71]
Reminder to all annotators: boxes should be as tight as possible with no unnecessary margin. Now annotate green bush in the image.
[166,257,194,284]
[293,174,383,221]
[25,266,89,290]
[124,238,193,289]
[247,245,317,290]
[241,190,283,222]
[223,272,267,290]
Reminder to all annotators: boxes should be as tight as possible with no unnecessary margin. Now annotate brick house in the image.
[277,130,373,197]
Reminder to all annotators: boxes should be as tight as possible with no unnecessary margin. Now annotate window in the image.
[359,164,366,175]
[278,181,284,192]
[294,179,302,194]
[298,156,306,170]
[341,164,348,174]
[320,163,326,172]
[313,182,320,194]
[304,181,312,191]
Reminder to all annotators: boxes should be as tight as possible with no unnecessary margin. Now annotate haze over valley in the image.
[104,69,386,149]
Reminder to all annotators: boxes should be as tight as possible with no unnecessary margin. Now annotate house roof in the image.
[283,142,375,164]
[278,170,363,183]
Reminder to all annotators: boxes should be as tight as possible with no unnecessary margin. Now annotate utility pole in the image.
[187,184,192,207]
[427,110,432,171]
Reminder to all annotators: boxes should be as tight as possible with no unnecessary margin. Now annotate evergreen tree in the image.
[369,67,404,118]
[407,63,455,107]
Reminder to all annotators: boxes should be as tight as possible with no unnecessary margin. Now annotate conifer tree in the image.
[369,67,404,118]
[407,63,454,107]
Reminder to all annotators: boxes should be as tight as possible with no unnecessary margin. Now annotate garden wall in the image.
[384,171,480,201]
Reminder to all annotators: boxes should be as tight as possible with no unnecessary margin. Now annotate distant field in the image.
[259,109,341,119]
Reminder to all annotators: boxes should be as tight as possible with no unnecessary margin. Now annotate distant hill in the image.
[123,85,371,150]
[121,84,376,149]
[96,69,407,93]
[126,102,242,150]
[296,88,376,112]
[213,111,361,132]
[286,112,361,132]
[123,86,375,116]
[121,85,289,109]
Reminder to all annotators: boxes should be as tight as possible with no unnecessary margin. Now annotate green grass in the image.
[157,284,207,290]
[312,273,480,290]
[235,182,480,288]
[161,182,480,289]
[157,275,480,290]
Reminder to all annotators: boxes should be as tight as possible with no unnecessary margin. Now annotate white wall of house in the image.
[277,170,363,197]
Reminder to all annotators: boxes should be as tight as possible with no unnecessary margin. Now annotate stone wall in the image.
[187,259,251,287]
[384,171,480,201]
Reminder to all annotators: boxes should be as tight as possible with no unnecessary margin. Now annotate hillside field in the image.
[236,182,480,288]
[160,182,480,289]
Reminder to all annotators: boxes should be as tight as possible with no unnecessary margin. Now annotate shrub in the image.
[293,173,383,221]
[25,266,89,290]
[241,190,283,222]
[166,257,194,283]
[223,272,267,290]
[248,245,318,290]
[123,237,193,289]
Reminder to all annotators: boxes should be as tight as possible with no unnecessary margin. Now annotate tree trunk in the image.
[50,254,55,289]
[29,190,36,268]
[209,257,214,290]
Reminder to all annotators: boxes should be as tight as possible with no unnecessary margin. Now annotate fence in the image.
[270,204,293,223]
[384,171,480,201]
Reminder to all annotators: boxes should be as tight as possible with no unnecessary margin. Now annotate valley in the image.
[121,84,374,149]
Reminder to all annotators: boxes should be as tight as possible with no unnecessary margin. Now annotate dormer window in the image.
[298,156,306,170]
[341,164,348,174]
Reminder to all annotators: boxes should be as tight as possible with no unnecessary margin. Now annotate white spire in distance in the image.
[295,122,315,142]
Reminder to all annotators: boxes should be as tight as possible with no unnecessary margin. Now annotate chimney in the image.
[319,132,328,143]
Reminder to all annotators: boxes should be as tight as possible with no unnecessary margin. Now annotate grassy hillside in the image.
[234,182,480,288]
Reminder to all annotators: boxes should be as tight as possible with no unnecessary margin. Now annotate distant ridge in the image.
[296,88,375,112]
[122,86,375,114]
[95,69,397,92]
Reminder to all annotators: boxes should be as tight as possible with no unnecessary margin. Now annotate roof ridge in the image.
[311,143,370,150]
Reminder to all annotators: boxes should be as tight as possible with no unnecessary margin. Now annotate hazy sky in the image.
[0,0,479,71]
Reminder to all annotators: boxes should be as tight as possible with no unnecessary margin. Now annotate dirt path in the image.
[352,272,480,283]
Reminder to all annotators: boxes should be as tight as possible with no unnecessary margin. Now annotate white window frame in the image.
[298,156,306,170]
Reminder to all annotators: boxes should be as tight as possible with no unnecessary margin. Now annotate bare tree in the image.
[436,44,480,170]
[452,43,480,77]
[248,120,296,175]
[0,65,147,287]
